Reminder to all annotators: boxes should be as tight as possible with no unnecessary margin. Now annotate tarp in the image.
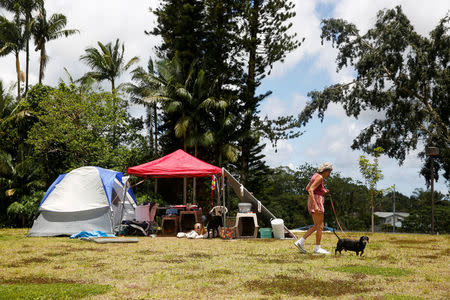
[127,149,222,178]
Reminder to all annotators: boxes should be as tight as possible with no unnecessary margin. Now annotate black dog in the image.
[334,229,369,256]
[206,215,222,238]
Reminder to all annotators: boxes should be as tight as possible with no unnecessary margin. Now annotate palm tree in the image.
[0,11,26,99]
[80,39,139,93]
[19,0,43,94]
[127,58,160,154]
[1,0,44,94]
[144,57,227,203]
[32,8,79,84]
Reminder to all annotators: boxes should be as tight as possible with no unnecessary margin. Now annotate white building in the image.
[374,212,410,228]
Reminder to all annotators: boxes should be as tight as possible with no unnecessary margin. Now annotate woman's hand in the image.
[324,189,330,194]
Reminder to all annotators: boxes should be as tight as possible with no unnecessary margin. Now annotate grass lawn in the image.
[0,229,449,299]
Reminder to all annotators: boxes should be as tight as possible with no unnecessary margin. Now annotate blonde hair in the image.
[318,162,333,173]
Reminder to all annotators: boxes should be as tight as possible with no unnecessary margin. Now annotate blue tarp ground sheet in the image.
[70,230,115,239]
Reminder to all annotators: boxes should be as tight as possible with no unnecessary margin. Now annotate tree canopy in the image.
[298,6,449,185]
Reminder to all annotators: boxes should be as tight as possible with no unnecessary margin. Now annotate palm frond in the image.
[174,116,191,138]
[166,100,183,113]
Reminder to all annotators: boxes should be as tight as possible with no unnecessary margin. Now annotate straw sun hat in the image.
[318,162,333,173]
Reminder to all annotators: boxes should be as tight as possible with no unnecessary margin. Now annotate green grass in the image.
[329,265,413,277]
[384,295,424,300]
[0,283,110,300]
[0,229,449,299]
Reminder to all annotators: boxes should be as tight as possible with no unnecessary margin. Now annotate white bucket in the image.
[271,218,284,239]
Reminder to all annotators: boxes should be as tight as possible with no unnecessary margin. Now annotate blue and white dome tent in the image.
[28,166,136,237]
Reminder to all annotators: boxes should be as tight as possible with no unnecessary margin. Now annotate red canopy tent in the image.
[127,149,222,178]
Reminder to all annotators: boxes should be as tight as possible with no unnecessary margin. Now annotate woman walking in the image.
[294,162,333,254]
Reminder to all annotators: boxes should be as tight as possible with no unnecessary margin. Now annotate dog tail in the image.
[333,228,341,240]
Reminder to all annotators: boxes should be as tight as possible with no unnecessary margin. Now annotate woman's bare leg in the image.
[312,212,324,245]
[303,223,316,239]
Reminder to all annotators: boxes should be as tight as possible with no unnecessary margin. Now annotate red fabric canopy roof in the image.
[127,149,222,178]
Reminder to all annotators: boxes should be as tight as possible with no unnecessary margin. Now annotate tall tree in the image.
[148,0,204,79]
[32,8,79,84]
[0,10,26,99]
[359,147,384,232]
[127,58,160,155]
[237,0,301,185]
[80,39,139,93]
[298,6,450,184]
[1,0,44,94]
[18,0,43,95]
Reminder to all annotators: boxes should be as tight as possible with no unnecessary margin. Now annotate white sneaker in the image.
[294,238,307,253]
[313,246,330,255]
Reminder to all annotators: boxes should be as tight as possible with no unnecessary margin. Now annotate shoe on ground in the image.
[294,239,307,253]
[313,247,330,255]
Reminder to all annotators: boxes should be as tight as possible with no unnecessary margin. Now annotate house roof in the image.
[374,212,410,218]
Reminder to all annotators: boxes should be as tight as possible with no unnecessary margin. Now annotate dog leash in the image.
[328,193,346,235]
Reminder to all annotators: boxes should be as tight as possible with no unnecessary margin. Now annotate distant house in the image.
[374,212,410,228]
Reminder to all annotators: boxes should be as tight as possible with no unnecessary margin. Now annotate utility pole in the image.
[393,185,396,233]
[426,147,439,234]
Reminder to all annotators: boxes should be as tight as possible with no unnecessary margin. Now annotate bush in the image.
[6,191,44,227]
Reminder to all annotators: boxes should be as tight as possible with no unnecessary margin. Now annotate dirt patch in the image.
[351,273,368,280]
[373,254,396,262]
[158,258,186,264]
[420,255,439,259]
[186,252,212,259]
[245,274,370,297]
[441,248,450,256]
[208,269,233,276]
[0,275,82,284]
[136,249,162,255]
[6,257,51,268]
[398,245,433,250]
[82,247,108,252]
[391,238,440,245]
[44,252,67,257]
[90,262,107,268]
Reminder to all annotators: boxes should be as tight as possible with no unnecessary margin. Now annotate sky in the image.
[0,0,449,198]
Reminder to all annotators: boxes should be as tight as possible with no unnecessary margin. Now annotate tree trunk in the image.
[183,140,187,205]
[240,0,260,185]
[39,45,45,84]
[16,53,20,99]
[371,191,374,233]
[25,14,30,95]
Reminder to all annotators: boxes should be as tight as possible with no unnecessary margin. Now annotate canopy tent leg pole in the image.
[154,178,158,194]
[117,178,130,235]
[183,176,187,205]
[193,177,197,205]
[222,170,226,228]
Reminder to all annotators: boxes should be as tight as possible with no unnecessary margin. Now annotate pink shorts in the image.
[308,194,324,214]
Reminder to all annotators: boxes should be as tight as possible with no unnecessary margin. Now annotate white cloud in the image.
[261,93,307,119]
[269,0,323,78]
[262,139,295,168]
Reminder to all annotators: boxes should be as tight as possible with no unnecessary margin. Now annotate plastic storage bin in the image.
[238,203,252,213]
[259,228,273,239]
